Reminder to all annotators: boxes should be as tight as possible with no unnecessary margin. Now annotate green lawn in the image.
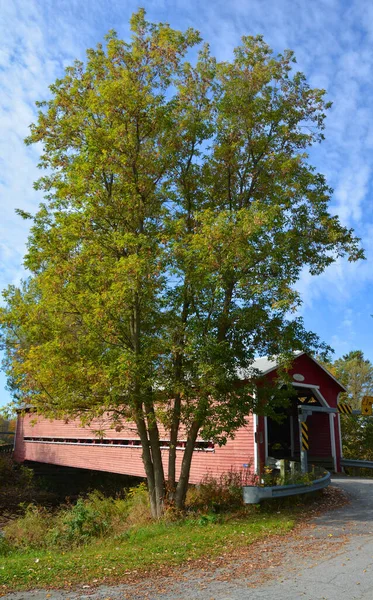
[0,513,294,593]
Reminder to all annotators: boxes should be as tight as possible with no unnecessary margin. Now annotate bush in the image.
[186,469,257,513]
[60,498,105,542]
[2,483,151,552]
[124,482,151,527]
[4,505,50,550]
[0,534,11,556]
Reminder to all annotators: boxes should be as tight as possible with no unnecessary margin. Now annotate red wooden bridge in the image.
[14,353,346,481]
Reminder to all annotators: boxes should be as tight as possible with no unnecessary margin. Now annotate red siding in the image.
[255,354,344,470]
[14,413,256,484]
[14,354,345,477]
[307,413,331,457]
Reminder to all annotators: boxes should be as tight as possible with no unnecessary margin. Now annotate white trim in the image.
[292,382,330,408]
[23,439,215,452]
[292,382,320,389]
[253,412,259,474]
[264,416,268,463]
[329,413,337,472]
[337,392,343,462]
[337,413,343,460]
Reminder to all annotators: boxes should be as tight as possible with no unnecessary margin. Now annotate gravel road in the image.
[4,476,373,600]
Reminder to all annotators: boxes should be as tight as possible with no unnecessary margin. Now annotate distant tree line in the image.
[0,417,15,445]
[325,351,373,460]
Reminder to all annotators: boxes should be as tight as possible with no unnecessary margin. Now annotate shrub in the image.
[0,534,11,556]
[124,482,151,527]
[186,469,257,513]
[61,498,104,541]
[4,505,50,550]
[48,492,127,547]
[2,484,151,551]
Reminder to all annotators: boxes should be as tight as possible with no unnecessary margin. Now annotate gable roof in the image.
[239,352,347,392]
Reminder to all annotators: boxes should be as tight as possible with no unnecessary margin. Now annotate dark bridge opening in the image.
[267,387,322,460]
[23,461,145,500]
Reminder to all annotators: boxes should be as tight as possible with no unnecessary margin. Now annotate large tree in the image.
[0,11,363,516]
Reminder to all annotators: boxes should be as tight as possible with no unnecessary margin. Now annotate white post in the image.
[253,412,259,474]
[329,413,337,472]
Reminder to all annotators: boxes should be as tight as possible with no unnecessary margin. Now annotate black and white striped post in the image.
[298,408,308,474]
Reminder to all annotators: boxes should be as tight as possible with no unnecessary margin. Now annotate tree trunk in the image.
[168,393,181,502]
[145,399,165,518]
[135,412,158,519]
[175,420,200,510]
[168,288,189,501]
[131,288,164,518]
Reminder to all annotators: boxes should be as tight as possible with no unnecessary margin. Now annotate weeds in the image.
[0,468,318,557]
[0,471,335,593]
[1,484,150,553]
[186,469,258,513]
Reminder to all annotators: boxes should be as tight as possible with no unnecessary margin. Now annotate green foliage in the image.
[123,482,151,526]
[186,470,258,512]
[58,497,106,542]
[3,505,50,552]
[2,485,150,552]
[0,10,364,513]
[0,416,15,445]
[0,456,34,489]
[323,351,373,460]
[340,415,373,461]
[334,350,373,409]
[0,535,11,557]
[260,464,323,487]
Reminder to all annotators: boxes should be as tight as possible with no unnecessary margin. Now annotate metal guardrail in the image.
[0,444,13,455]
[341,459,373,469]
[243,471,331,504]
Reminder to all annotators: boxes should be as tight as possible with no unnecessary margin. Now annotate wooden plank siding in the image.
[13,354,346,478]
[14,413,256,484]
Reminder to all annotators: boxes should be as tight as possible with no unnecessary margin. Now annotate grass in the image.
[0,469,329,595]
[0,511,294,593]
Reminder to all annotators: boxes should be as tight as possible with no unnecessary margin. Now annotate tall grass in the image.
[1,483,151,553]
[1,471,258,554]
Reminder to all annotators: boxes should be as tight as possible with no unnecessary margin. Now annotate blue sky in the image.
[1,0,373,407]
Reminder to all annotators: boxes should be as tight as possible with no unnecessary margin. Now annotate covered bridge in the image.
[14,352,346,480]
